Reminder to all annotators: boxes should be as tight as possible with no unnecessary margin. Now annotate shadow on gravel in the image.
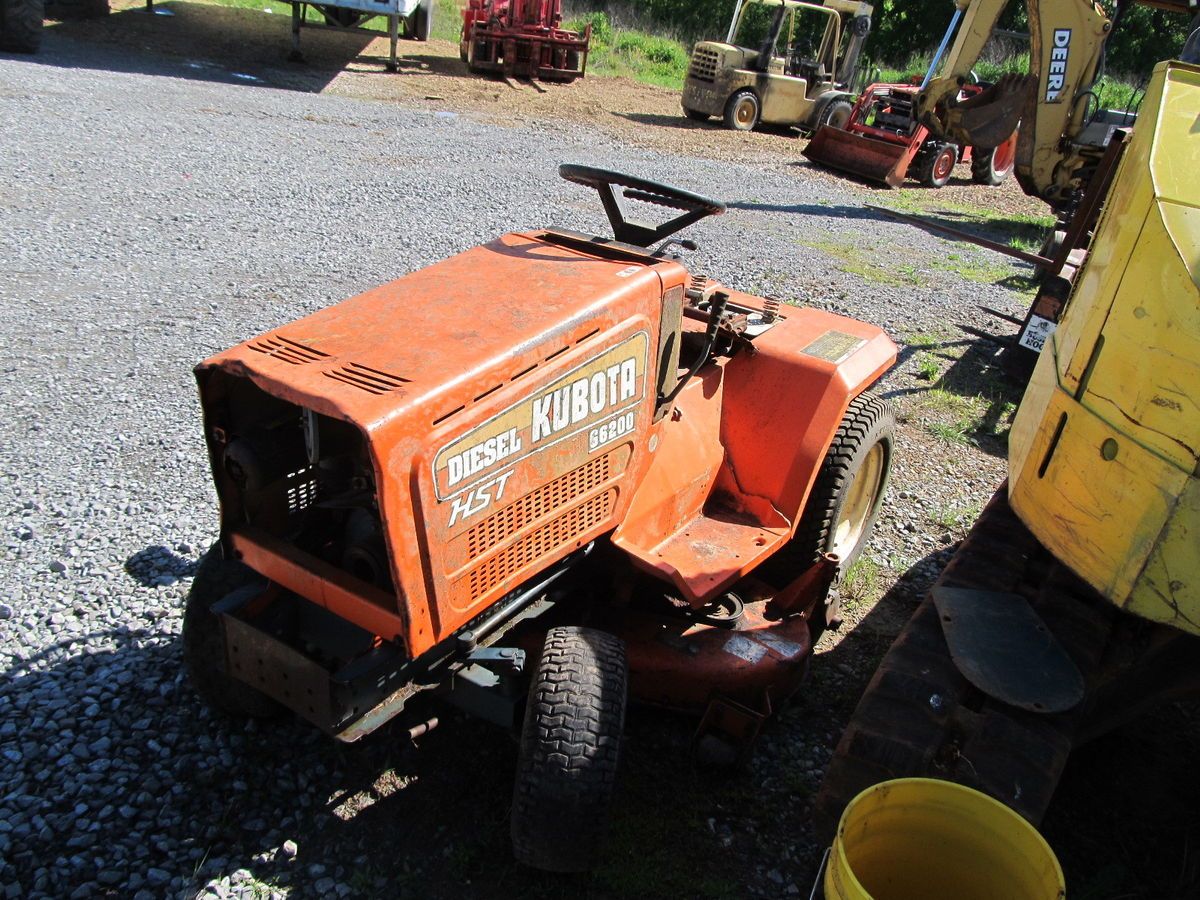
[38,3,382,91]
[726,200,890,221]
[883,330,1023,459]
[124,544,199,587]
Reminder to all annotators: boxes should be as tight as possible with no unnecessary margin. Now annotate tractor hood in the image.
[197,231,681,433]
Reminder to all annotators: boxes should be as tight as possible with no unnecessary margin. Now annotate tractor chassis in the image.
[215,531,837,756]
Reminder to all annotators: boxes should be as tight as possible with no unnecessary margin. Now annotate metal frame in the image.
[287,1,423,71]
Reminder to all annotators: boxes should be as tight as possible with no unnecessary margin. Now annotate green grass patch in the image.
[565,11,690,89]
[930,251,1014,284]
[930,499,984,529]
[800,239,925,287]
[911,384,1017,448]
[841,557,882,607]
[915,352,940,381]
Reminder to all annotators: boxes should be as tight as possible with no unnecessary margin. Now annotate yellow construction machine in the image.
[806,0,1126,201]
[681,0,874,132]
[816,51,1200,857]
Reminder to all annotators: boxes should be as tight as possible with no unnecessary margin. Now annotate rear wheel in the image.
[760,393,895,638]
[723,89,760,132]
[683,106,710,122]
[182,548,283,719]
[321,6,365,27]
[0,0,44,53]
[970,130,1017,186]
[511,626,627,872]
[918,142,959,188]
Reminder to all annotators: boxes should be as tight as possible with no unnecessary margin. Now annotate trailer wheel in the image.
[406,0,431,42]
[723,89,760,131]
[0,0,44,53]
[683,106,710,121]
[817,97,853,130]
[182,549,283,719]
[970,131,1017,186]
[918,142,959,188]
[511,626,627,872]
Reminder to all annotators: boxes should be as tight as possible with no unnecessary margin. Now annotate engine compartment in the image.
[201,372,395,594]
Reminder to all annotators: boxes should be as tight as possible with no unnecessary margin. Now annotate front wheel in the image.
[182,548,283,719]
[723,89,760,132]
[918,142,959,188]
[511,626,628,872]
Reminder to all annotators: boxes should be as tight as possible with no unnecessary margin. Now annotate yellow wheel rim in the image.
[735,99,756,127]
[832,442,885,558]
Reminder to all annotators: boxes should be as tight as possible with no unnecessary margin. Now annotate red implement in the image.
[460,0,590,82]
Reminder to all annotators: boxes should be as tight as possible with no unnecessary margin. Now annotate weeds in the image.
[841,557,881,606]
[800,239,925,287]
[565,12,690,88]
[915,352,940,381]
[931,252,1014,284]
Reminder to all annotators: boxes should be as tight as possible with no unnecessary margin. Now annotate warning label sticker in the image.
[1018,315,1056,353]
[801,330,867,364]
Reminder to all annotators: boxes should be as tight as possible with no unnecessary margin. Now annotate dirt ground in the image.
[22,6,1200,898]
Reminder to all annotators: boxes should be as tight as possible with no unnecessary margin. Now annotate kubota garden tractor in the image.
[185,165,897,871]
[681,0,874,133]
[460,0,590,82]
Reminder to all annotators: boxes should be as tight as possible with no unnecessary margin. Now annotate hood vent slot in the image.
[248,335,329,365]
[324,362,411,395]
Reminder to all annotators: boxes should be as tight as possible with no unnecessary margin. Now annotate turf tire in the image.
[182,548,284,719]
[817,97,853,130]
[511,626,628,872]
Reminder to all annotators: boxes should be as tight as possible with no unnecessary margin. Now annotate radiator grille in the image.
[688,48,719,83]
[452,490,614,607]
[464,452,614,558]
[248,335,329,365]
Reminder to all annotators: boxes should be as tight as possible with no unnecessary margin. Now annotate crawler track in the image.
[815,487,1118,842]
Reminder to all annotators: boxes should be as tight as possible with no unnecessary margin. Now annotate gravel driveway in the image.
[1,30,1038,899]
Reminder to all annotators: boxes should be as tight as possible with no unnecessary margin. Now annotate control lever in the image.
[659,291,730,408]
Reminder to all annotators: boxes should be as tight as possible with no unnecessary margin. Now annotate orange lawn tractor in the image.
[185,165,897,871]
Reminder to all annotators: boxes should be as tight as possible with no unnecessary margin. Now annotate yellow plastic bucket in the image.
[824,778,1065,900]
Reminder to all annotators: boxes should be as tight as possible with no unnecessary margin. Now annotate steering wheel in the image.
[558,164,725,248]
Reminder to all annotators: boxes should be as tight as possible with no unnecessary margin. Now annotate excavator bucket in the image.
[804,125,920,188]
[940,73,1035,149]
